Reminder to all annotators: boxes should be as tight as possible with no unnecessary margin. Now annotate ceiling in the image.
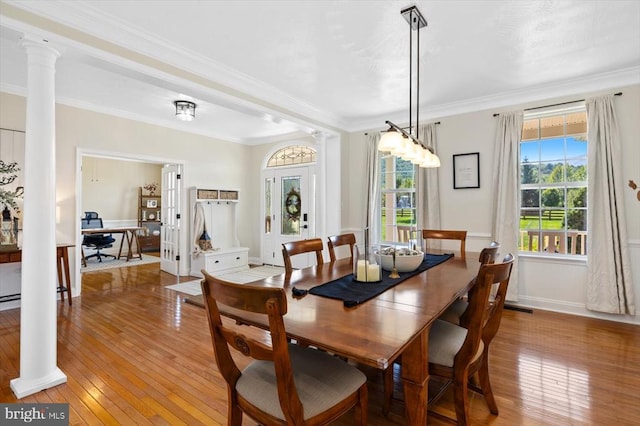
[1,0,639,145]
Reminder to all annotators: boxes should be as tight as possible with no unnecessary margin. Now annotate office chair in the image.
[81,211,116,263]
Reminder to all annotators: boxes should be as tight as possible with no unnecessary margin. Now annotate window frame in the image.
[518,106,588,258]
[380,153,417,244]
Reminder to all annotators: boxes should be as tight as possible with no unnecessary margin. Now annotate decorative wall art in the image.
[453,152,480,189]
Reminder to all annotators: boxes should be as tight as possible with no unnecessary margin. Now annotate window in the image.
[267,145,316,167]
[380,154,416,243]
[519,108,587,256]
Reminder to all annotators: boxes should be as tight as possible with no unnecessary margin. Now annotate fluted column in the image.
[10,34,67,398]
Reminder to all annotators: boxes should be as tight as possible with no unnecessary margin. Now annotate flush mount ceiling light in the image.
[378,5,440,168]
[174,100,196,121]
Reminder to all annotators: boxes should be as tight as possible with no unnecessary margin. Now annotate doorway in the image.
[76,150,184,295]
[262,163,316,267]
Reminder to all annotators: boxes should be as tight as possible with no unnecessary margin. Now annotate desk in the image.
[214,254,478,424]
[81,226,144,265]
[0,243,73,305]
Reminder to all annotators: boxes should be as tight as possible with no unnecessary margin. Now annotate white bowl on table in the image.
[377,247,424,272]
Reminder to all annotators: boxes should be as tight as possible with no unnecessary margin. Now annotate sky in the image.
[520,136,587,164]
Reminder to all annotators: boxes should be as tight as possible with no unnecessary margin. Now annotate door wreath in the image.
[284,187,301,222]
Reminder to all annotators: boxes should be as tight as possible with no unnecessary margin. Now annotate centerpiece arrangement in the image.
[377,246,424,273]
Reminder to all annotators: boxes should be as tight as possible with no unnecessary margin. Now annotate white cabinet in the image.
[190,247,249,278]
[189,187,248,278]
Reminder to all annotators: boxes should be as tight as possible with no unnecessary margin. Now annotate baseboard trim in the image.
[511,295,640,325]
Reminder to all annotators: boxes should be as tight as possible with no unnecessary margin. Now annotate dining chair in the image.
[478,240,500,264]
[383,255,514,425]
[396,225,417,244]
[421,229,468,260]
[200,270,368,425]
[427,255,514,425]
[439,241,501,324]
[327,233,356,263]
[282,238,324,275]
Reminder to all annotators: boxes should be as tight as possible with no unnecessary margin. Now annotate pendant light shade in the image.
[378,128,404,152]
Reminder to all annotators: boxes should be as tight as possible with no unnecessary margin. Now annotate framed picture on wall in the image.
[453,152,480,189]
[146,199,157,208]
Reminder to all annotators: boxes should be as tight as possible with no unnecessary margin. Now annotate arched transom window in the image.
[267,145,316,168]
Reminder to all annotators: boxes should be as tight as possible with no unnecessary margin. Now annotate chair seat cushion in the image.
[439,299,468,325]
[429,319,484,368]
[236,343,366,420]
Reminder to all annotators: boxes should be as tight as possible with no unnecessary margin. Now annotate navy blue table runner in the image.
[307,253,453,307]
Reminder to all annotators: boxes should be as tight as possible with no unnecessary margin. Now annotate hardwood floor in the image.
[1,262,639,425]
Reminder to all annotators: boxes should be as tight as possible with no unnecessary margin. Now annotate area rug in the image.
[81,254,160,273]
[165,265,285,296]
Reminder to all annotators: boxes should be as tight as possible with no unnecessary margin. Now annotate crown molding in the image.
[348,66,640,132]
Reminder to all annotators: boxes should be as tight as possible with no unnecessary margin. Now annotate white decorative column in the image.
[312,131,342,239]
[312,131,327,239]
[324,133,341,236]
[11,35,67,398]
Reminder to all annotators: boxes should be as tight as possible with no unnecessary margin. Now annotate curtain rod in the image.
[364,121,440,135]
[493,92,622,117]
[0,127,26,133]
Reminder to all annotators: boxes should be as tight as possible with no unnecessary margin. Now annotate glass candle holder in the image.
[353,243,381,282]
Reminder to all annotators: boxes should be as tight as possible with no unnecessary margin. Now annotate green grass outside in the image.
[381,212,566,251]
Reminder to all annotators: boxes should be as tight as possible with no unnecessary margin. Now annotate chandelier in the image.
[378,6,440,168]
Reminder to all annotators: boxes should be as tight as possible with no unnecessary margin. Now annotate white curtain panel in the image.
[492,111,523,302]
[416,123,441,251]
[365,133,381,244]
[586,95,635,315]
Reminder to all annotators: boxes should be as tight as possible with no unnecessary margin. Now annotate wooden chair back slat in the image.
[282,238,324,274]
[422,229,467,260]
[327,233,356,262]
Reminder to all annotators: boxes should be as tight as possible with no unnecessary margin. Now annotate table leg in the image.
[117,233,126,260]
[130,230,142,261]
[56,248,64,304]
[56,246,72,306]
[61,246,72,305]
[125,231,133,260]
[401,326,429,424]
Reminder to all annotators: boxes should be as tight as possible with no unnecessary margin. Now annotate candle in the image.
[367,263,380,281]
[356,260,380,282]
[357,260,368,280]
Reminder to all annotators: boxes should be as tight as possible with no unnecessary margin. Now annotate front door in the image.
[262,166,315,267]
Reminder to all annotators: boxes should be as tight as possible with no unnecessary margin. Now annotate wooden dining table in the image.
[215,252,480,424]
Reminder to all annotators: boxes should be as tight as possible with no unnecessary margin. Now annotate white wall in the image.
[82,156,162,221]
[345,84,640,324]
